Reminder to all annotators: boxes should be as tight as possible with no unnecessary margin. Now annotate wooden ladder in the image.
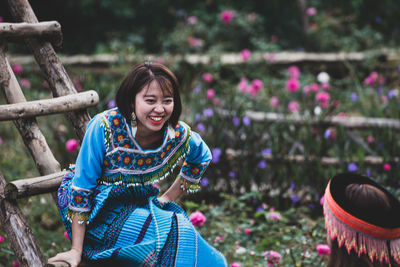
[0,0,99,266]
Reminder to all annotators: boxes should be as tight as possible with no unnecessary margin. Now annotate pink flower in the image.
[240,49,252,61]
[207,89,216,99]
[270,35,279,43]
[154,57,164,64]
[263,250,282,266]
[187,16,198,25]
[212,98,221,106]
[187,37,204,47]
[268,211,281,221]
[202,73,214,83]
[12,64,23,75]
[230,262,241,267]
[244,228,251,234]
[66,139,79,153]
[20,78,31,89]
[381,95,388,103]
[73,77,83,91]
[270,96,279,108]
[214,235,225,243]
[286,79,300,92]
[238,77,249,93]
[320,195,325,206]
[64,231,69,240]
[247,12,257,21]
[303,85,310,94]
[12,261,20,267]
[266,53,275,62]
[236,227,242,233]
[337,112,347,118]
[221,10,234,25]
[250,79,263,96]
[0,235,4,243]
[288,101,299,113]
[316,92,330,102]
[287,66,300,79]
[383,164,391,171]
[316,244,331,256]
[189,211,206,227]
[42,80,50,88]
[310,83,319,92]
[367,135,374,144]
[306,7,317,16]
[321,83,330,90]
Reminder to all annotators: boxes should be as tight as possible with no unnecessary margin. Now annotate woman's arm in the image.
[48,217,86,267]
[159,177,188,203]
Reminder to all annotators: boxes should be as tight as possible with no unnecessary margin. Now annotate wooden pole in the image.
[244,110,400,130]
[7,0,91,142]
[5,170,69,200]
[0,171,45,266]
[0,90,99,121]
[0,45,61,176]
[0,21,62,48]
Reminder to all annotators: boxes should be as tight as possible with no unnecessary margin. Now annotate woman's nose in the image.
[154,104,164,113]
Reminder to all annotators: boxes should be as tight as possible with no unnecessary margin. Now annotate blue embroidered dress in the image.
[57,108,227,266]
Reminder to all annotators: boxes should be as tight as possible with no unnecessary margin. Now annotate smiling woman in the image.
[48,63,227,267]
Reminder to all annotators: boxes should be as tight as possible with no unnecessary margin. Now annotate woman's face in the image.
[134,80,174,135]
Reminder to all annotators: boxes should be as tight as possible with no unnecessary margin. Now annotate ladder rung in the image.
[5,170,69,200]
[0,21,62,47]
[0,90,99,121]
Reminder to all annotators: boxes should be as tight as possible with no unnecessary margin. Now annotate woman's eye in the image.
[146,99,155,103]
[164,99,173,104]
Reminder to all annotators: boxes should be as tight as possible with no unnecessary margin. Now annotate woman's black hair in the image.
[115,62,182,127]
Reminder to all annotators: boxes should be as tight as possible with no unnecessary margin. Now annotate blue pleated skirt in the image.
[57,172,227,266]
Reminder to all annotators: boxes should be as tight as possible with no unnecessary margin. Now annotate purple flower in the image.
[309,203,316,209]
[366,169,371,177]
[203,109,214,117]
[291,194,300,203]
[242,116,251,126]
[229,171,236,178]
[348,163,358,172]
[324,129,331,139]
[398,64,400,72]
[193,85,201,94]
[196,123,205,133]
[0,137,2,146]
[257,160,267,169]
[195,113,201,121]
[290,182,295,190]
[351,92,357,102]
[212,148,222,163]
[377,87,383,94]
[375,16,381,24]
[201,177,209,187]
[256,205,264,212]
[107,100,116,109]
[388,89,396,99]
[232,117,240,127]
[261,148,272,157]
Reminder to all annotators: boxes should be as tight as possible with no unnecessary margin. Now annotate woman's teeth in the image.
[150,116,162,121]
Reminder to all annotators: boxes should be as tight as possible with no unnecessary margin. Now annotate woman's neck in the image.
[135,127,164,149]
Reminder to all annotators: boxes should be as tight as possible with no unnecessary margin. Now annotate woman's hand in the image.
[48,248,82,267]
[157,195,171,204]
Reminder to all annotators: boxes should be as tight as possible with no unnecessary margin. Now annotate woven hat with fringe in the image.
[323,173,400,265]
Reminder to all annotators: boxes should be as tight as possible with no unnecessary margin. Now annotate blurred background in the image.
[0,0,399,266]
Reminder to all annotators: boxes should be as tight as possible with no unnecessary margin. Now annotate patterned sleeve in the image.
[179,131,212,193]
[67,114,106,224]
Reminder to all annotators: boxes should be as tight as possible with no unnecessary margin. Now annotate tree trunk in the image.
[0,171,45,267]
